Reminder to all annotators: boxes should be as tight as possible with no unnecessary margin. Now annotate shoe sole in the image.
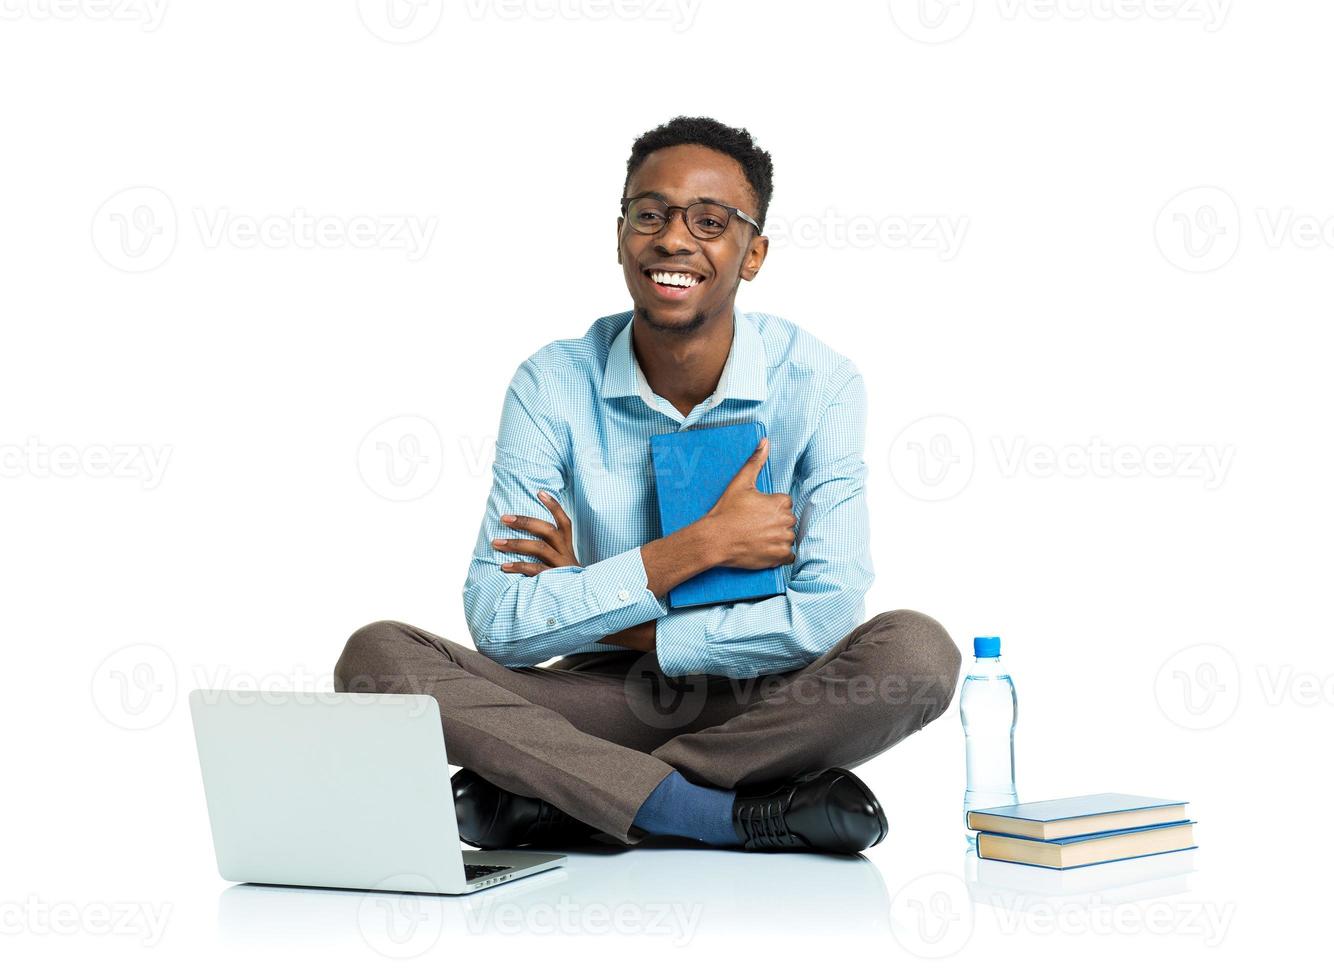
[827,767,888,849]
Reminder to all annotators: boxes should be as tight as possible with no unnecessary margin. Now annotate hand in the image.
[493,490,580,576]
[703,436,796,569]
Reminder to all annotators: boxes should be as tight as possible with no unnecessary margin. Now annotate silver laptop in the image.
[189,690,566,894]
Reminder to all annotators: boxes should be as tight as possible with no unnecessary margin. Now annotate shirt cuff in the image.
[653,605,713,677]
[581,545,668,625]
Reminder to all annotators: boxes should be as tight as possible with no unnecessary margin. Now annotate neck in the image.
[632,306,734,415]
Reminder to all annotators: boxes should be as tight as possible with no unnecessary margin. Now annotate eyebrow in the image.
[633,191,731,208]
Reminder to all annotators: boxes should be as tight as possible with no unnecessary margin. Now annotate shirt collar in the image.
[600,309,768,404]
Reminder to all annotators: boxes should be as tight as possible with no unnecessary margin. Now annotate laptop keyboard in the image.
[464,863,514,881]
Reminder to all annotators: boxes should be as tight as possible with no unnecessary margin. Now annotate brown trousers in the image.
[333,610,961,845]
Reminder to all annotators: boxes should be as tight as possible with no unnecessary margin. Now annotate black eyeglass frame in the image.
[619,194,761,240]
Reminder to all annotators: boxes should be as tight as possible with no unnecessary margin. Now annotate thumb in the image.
[727,436,769,491]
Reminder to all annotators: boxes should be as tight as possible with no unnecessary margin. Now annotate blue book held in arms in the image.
[650,421,786,610]
[966,793,1189,840]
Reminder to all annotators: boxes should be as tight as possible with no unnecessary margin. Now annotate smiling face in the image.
[618,143,768,336]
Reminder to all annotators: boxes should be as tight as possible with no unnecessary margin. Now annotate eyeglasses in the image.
[620,194,760,241]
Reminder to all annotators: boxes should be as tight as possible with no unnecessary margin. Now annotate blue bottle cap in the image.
[973,636,1001,658]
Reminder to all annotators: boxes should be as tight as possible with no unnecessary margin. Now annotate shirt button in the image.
[617,589,630,602]
[545,617,556,627]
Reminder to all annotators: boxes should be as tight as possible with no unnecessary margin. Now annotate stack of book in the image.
[967,793,1198,870]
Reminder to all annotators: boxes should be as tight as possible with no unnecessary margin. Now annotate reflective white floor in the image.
[211,836,1204,953]
[5,745,1314,976]
[218,839,893,948]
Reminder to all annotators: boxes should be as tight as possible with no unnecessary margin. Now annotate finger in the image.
[501,561,546,576]
[727,436,769,490]
[537,490,572,536]
[500,514,558,546]
[493,537,561,566]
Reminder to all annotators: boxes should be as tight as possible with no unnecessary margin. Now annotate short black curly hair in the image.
[623,116,774,233]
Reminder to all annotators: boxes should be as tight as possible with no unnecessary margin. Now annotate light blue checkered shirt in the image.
[462,307,873,679]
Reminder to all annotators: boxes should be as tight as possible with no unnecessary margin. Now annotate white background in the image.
[2,0,1330,973]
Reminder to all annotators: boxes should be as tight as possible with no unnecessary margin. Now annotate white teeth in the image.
[649,270,701,287]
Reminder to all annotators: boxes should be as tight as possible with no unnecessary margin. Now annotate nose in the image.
[653,208,697,254]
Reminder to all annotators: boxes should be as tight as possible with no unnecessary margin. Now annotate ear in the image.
[738,233,768,282]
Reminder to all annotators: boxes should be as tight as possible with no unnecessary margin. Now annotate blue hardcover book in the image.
[976,820,1198,870]
[966,793,1189,840]
[650,421,786,610]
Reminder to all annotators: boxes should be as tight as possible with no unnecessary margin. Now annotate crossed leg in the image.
[333,610,961,844]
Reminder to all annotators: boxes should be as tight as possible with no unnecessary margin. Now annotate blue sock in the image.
[632,771,740,845]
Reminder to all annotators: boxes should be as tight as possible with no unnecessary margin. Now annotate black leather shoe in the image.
[451,769,601,849]
[731,768,888,853]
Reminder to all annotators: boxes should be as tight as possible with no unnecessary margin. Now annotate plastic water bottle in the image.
[961,636,1018,844]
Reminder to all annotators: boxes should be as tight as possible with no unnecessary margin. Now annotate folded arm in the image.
[653,368,874,679]
[462,362,724,666]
